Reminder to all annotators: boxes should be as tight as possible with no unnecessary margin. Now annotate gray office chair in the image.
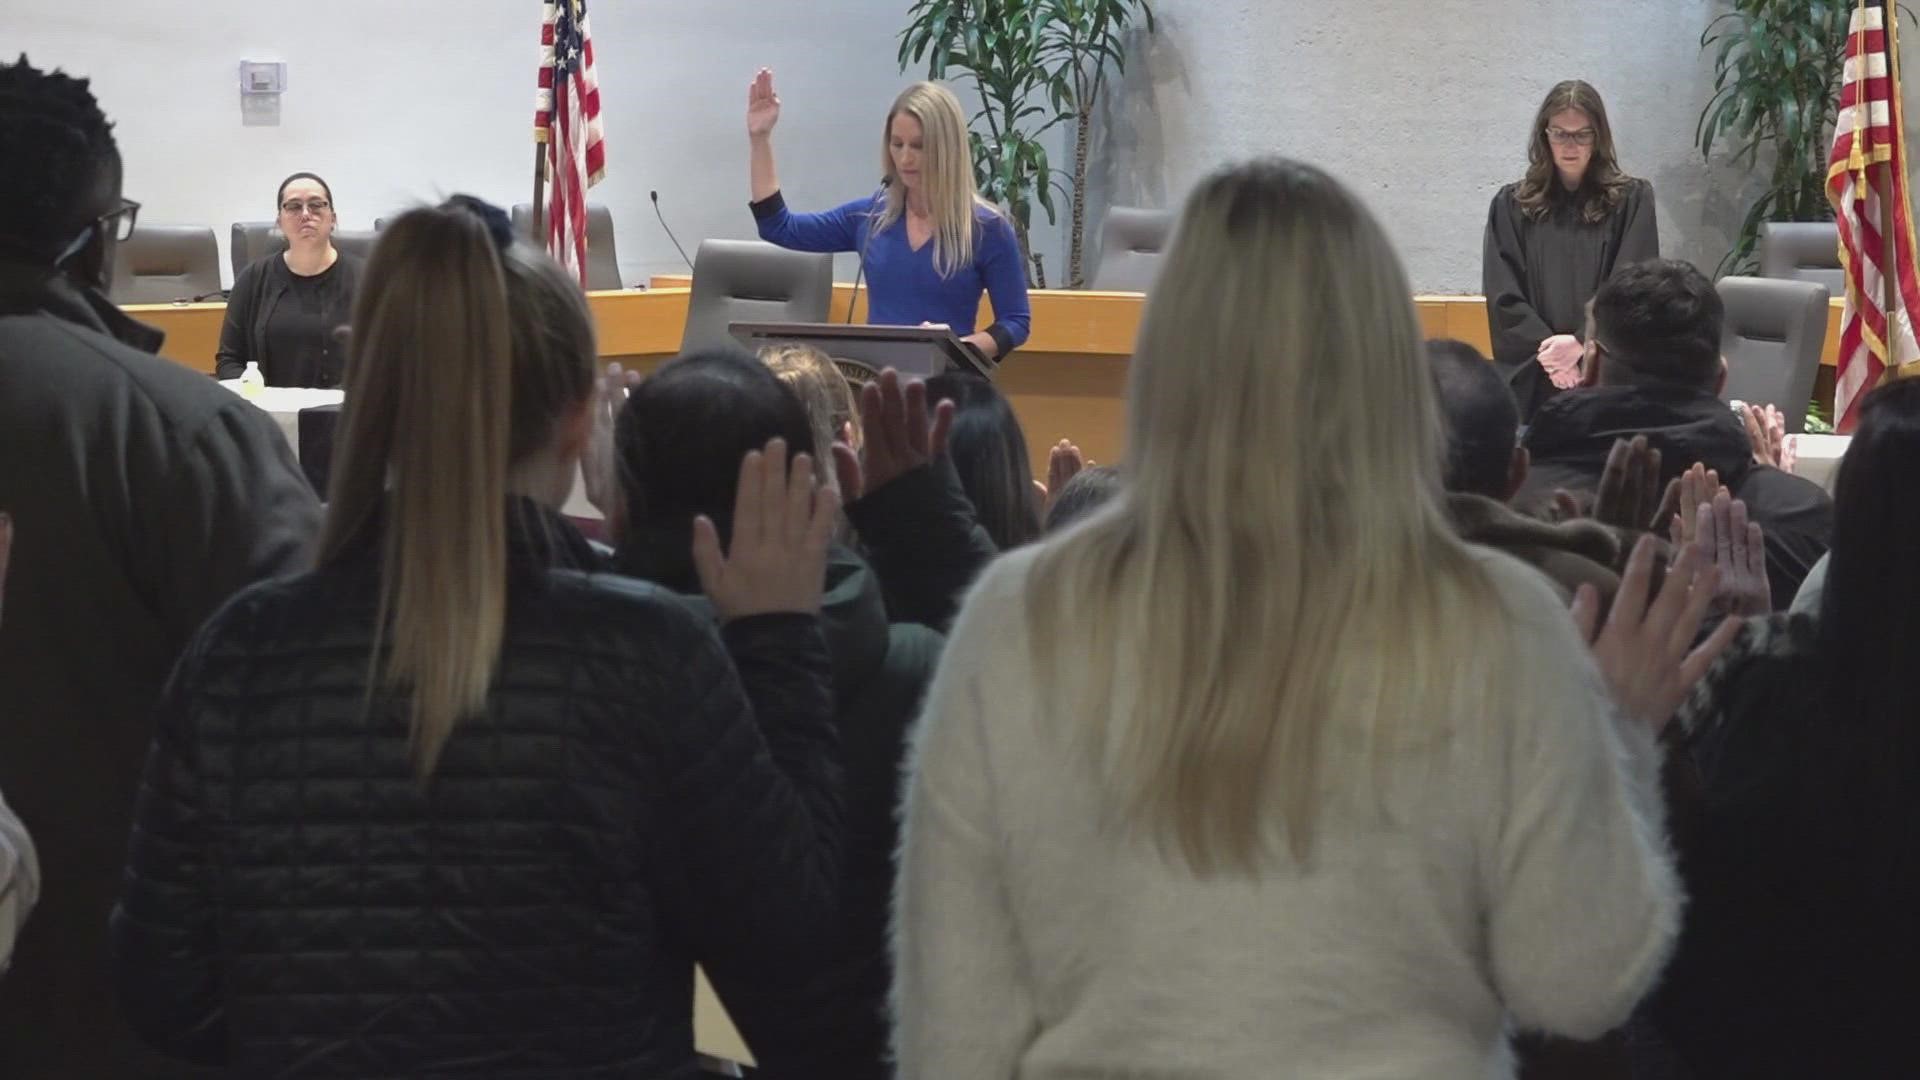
[681,239,835,352]
[1717,275,1829,434]
[111,225,222,303]
[330,229,379,262]
[1089,206,1174,291]
[510,203,624,289]
[229,221,282,279]
[1758,221,1845,297]
[230,222,379,277]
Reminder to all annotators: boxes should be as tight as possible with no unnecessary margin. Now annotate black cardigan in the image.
[215,249,364,386]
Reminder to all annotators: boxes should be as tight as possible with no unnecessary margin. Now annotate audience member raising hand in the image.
[1571,535,1742,734]
[691,438,839,619]
[1741,401,1796,472]
[1042,439,1089,518]
[832,367,996,633]
[832,368,954,503]
[1691,490,1771,617]
[111,200,844,1078]
[895,158,1686,1078]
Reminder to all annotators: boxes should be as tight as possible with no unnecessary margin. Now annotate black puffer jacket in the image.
[627,545,942,1080]
[110,501,843,1078]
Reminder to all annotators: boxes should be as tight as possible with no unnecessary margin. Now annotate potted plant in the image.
[1694,0,1885,275]
[900,0,1069,287]
[1038,0,1154,288]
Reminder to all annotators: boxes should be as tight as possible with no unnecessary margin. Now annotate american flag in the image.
[535,0,605,285]
[1827,0,1920,431]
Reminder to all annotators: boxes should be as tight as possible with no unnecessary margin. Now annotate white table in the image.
[1788,434,1849,492]
[218,381,345,459]
[220,381,603,518]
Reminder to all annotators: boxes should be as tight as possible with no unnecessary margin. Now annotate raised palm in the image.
[747,68,781,138]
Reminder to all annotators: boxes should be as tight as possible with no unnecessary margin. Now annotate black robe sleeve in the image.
[1483,187,1555,370]
[1612,179,1661,271]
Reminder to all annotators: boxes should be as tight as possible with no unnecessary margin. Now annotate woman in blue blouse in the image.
[746,69,1032,363]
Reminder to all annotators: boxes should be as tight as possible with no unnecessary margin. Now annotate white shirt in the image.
[893,544,1680,1079]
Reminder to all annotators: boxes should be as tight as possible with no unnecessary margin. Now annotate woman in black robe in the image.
[1483,80,1658,422]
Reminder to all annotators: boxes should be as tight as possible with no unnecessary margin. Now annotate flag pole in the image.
[532,141,547,241]
[1885,0,1911,379]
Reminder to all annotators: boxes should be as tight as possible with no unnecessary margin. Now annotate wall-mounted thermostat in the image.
[239,61,286,96]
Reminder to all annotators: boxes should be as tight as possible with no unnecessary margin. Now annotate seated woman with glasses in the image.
[215,172,363,388]
[1482,80,1657,423]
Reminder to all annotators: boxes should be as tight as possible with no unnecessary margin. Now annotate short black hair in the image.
[0,55,119,259]
[612,346,818,587]
[1044,464,1122,533]
[1589,259,1723,390]
[1425,338,1518,500]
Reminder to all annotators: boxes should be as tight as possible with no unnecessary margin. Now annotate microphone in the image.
[846,177,890,324]
[650,190,695,273]
[175,289,231,305]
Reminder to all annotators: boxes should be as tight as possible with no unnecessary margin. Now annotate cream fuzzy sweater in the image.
[893,544,1680,1078]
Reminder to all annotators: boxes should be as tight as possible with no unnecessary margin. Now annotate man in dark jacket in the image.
[1428,338,1627,605]
[0,58,321,1077]
[1518,259,1831,605]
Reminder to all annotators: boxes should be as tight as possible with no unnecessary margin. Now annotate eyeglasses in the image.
[281,199,332,217]
[100,198,140,242]
[1546,127,1597,148]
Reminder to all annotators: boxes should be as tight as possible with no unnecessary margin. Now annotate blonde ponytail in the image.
[318,208,517,778]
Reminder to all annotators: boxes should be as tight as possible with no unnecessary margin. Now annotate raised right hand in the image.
[1655,462,1725,549]
[1044,440,1088,514]
[843,368,954,500]
[1571,535,1742,737]
[1694,490,1771,617]
[747,68,781,139]
[692,439,839,621]
[1592,435,1661,531]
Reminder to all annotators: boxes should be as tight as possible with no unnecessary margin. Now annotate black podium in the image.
[728,321,995,381]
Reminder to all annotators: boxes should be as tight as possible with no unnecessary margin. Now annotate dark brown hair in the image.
[1514,80,1633,224]
[276,171,333,211]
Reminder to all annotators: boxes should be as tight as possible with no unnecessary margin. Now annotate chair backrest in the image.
[511,202,624,289]
[111,224,221,303]
[1758,221,1845,297]
[1717,275,1829,434]
[230,222,380,277]
[230,221,284,280]
[1089,206,1174,292]
[682,239,835,352]
[330,229,379,262]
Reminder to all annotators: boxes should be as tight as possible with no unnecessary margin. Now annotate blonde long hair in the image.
[875,81,999,277]
[759,342,862,464]
[316,200,596,778]
[1025,158,1508,874]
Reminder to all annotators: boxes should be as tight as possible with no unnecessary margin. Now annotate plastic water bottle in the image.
[239,361,265,401]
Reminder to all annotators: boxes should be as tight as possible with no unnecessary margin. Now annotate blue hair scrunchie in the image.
[443,194,516,252]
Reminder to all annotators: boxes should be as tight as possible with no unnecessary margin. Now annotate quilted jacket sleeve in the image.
[658,611,844,983]
[110,620,228,1065]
